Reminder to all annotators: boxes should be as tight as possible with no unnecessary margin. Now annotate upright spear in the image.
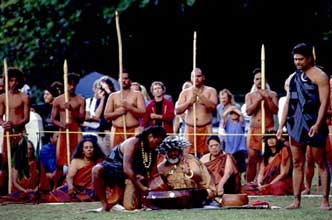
[63,60,71,167]
[115,11,127,139]
[193,31,197,157]
[4,59,12,193]
[261,44,266,154]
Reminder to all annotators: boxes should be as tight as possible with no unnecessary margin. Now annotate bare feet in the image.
[285,201,301,209]
[301,188,310,195]
[320,200,331,210]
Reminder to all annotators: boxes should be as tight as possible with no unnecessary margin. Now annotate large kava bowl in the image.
[142,188,208,209]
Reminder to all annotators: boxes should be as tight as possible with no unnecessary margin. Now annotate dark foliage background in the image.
[1,0,332,102]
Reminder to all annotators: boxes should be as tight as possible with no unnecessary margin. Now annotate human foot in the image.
[301,188,310,195]
[285,201,301,209]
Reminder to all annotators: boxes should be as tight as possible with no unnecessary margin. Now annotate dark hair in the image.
[50,81,64,95]
[263,130,284,165]
[6,67,25,88]
[292,42,313,58]
[207,135,221,145]
[67,72,80,85]
[45,85,59,98]
[136,126,167,149]
[99,76,115,93]
[72,137,104,162]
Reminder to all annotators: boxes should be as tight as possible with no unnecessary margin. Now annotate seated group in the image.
[0,126,293,209]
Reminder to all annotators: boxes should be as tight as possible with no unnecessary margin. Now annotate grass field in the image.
[0,195,331,220]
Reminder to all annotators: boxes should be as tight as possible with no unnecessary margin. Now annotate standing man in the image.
[0,68,30,194]
[104,70,146,148]
[51,72,85,188]
[92,126,167,211]
[245,68,278,182]
[142,81,175,134]
[175,68,218,157]
[277,43,330,209]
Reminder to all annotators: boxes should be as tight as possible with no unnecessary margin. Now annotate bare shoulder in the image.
[54,94,64,104]
[205,86,217,93]
[200,153,210,163]
[110,91,120,99]
[121,137,139,155]
[70,158,81,168]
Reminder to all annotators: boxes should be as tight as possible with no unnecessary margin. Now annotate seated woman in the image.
[47,136,104,202]
[0,140,50,203]
[200,136,241,196]
[241,131,293,195]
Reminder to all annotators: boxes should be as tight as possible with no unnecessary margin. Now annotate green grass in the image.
[0,196,331,220]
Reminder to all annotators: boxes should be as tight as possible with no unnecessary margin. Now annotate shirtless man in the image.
[175,68,218,157]
[51,73,85,188]
[104,71,146,148]
[0,68,30,193]
[92,126,166,211]
[245,68,278,182]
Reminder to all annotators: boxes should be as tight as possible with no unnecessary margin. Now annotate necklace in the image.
[141,142,152,169]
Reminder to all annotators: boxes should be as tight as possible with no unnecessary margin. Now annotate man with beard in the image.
[175,68,218,157]
[157,135,216,200]
[277,43,330,209]
[104,70,146,148]
[92,126,166,211]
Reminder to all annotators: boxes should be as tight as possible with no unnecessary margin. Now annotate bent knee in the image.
[92,164,104,178]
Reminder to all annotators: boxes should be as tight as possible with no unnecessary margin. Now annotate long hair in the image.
[263,133,284,165]
[136,126,167,150]
[72,136,104,162]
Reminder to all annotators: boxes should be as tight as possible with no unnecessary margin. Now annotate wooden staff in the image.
[4,59,12,193]
[63,59,71,167]
[261,44,266,154]
[193,31,197,157]
[115,11,127,139]
[312,46,316,63]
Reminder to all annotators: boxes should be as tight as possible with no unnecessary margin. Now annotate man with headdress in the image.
[92,126,166,211]
[277,43,331,209]
[157,136,216,201]
[51,72,85,188]
[245,68,278,182]
[104,70,146,149]
[0,67,30,195]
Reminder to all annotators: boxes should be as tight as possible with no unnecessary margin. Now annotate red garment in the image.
[110,126,138,148]
[46,160,97,202]
[141,98,175,134]
[204,153,241,194]
[241,146,293,195]
[57,124,82,166]
[0,160,50,204]
[185,124,211,156]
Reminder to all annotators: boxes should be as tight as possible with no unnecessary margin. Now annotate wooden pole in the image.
[4,59,12,193]
[261,44,266,154]
[63,59,71,167]
[312,46,316,63]
[115,11,127,139]
[193,31,197,157]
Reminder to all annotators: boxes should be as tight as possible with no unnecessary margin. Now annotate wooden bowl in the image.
[221,194,249,207]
